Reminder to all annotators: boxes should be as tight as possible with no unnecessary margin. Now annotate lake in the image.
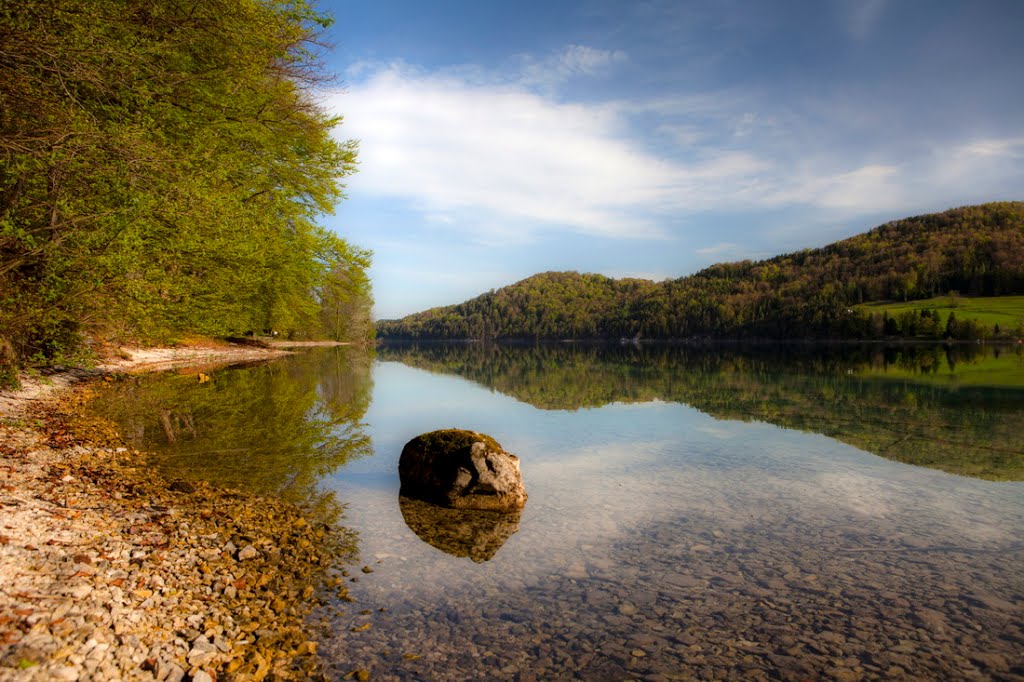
[90,343,1024,680]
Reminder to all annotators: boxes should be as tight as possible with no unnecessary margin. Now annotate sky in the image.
[318,0,1024,320]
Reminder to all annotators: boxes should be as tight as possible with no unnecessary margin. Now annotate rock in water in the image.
[398,429,527,511]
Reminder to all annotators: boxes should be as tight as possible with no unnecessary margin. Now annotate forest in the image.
[376,202,1024,342]
[0,0,373,388]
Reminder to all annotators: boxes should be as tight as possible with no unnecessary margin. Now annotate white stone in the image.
[237,545,259,561]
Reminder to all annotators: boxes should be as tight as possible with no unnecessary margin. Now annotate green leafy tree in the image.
[317,243,375,342]
[0,0,368,385]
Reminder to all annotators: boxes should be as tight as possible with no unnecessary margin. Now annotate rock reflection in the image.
[398,495,520,563]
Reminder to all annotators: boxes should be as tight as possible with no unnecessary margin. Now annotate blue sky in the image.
[318,0,1024,319]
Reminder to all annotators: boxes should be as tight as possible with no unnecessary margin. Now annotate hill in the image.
[376,202,1024,341]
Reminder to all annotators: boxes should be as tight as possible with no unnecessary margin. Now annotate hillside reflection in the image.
[378,343,1024,481]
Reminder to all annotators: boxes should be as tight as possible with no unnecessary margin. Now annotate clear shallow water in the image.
[91,345,1024,680]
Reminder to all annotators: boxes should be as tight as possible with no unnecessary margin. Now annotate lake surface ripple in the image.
[91,344,1024,680]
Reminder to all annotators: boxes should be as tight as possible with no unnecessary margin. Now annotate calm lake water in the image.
[91,344,1024,680]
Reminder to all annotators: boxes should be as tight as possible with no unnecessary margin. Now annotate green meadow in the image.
[857,295,1024,332]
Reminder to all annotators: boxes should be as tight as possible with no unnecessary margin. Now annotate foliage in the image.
[0,337,18,389]
[318,242,375,343]
[0,0,371,385]
[379,342,1024,481]
[377,203,1024,341]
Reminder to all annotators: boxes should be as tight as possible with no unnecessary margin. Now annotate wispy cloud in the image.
[784,164,904,211]
[329,52,1024,246]
[954,136,1024,159]
[842,0,888,39]
[331,60,688,241]
[519,44,628,89]
[759,138,1024,214]
[606,269,672,282]
[695,242,741,258]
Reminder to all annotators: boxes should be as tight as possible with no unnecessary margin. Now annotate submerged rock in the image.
[398,429,527,512]
[399,495,521,562]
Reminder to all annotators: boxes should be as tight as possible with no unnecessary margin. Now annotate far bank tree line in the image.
[376,203,1024,342]
[875,308,994,341]
[1,0,372,387]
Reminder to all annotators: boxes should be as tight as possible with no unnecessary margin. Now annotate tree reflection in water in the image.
[89,347,375,527]
[378,342,1024,481]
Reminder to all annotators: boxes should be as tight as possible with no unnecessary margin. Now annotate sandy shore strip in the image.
[0,344,361,681]
[266,341,350,348]
[0,344,291,418]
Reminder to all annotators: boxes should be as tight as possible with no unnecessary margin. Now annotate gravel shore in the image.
[0,346,357,681]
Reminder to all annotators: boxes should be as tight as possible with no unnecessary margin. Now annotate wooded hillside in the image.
[376,202,1024,341]
[0,0,372,387]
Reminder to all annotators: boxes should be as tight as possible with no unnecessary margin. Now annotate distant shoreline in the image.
[375,336,1023,346]
[268,340,353,347]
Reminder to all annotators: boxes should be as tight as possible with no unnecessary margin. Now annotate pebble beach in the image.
[0,346,360,681]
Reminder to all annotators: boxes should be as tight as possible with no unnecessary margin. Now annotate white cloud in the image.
[802,163,903,211]
[330,63,699,240]
[695,242,742,259]
[424,213,454,225]
[558,44,628,73]
[520,44,628,89]
[732,112,757,138]
[329,56,1024,246]
[606,268,672,282]
[655,123,706,147]
[757,137,1024,215]
[950,136,1024,160]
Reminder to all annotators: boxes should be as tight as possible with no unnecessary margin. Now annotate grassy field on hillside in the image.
[857,295,1024,331]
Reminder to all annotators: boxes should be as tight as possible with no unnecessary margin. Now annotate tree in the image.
[917,309,938,338]
[317,243,375,343]
[945,312,960,339]
[0,0,368,385]
[884,313,900,337]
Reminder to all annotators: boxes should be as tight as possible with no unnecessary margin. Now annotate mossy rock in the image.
[398,429,527,512]
[407,429,502,455]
